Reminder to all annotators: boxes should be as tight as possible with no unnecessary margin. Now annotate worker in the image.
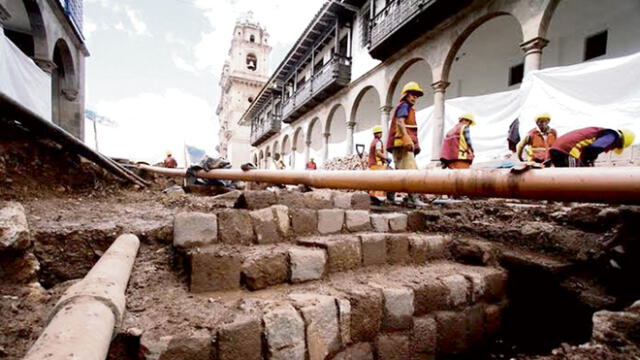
[549,127,635,167]
[163,151,177,168]
[440,113,476,169]
[386,81,426,207]
[273,153,286,170]
[368,125,390,202]
[305,158,317,170]
[516,113,557,164]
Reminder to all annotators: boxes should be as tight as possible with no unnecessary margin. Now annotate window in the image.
[314,58,324,74]
[246,53,257,71]
[584,30,608,61]
[508,63,524,86]
[339,36,348,56]
[250,34,255,43]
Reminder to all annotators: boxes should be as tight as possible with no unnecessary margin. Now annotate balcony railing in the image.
[281,54,352,123]
[250,113,282,146]
[368,0,467,60]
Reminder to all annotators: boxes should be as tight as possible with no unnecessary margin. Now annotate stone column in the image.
[380,105,393,145]
[346,122,356,155]
[323,132,330,161]
[520,37,549,75]
[291,147,297,169]
[430,80,450,162]
[305,141,311,165]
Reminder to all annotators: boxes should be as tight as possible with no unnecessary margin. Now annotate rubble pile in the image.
[322,154,368,170]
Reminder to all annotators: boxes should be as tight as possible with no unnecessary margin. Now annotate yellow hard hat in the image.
[372,125,384,134]
[614,129,635,154]
[535,113,551,122]
[459,113,476,126]
[166,150,172,156]
[401,81,424,97]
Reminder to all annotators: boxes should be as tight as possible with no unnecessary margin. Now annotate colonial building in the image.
[241,0,640,169]
[216,13,271,167]
[0,0,88,140]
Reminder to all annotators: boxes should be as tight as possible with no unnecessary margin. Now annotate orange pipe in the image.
[139,165,640,204]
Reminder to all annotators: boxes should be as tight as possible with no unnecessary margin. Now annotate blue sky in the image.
[84,0,324,164]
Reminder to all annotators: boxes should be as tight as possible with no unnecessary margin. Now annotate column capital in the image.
[520,37,549,55]
[323,132,331,138]
[292,146,297,152]
[33,58,57,74]
[380,105,393,114]
[346,121,356,129]
[305,140,311,146]
[431,80,450,93]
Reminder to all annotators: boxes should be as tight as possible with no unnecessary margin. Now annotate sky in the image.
[83,0,325,165]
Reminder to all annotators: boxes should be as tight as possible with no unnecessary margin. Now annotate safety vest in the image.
[525,128,557,162]
[440,121,474,161]
[368,137,384,167]
[386,100,420,154]
[551,127,612,160]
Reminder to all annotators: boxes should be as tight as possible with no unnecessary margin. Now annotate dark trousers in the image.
[549,149,583,167]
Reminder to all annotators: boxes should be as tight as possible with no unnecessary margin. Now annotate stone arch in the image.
[326,103,347,160]
[265,145,271,168]
[441,12,520,83]
[351,86,381,154]
[253,153,258,166]
[258,150,264,169]
[307,117,323,166]
[272,140,280,160]
[537,0,562,39]
[293,127,305,170]
[22,0,48,59]
[52,38,81,136]
[386,58,433,111]
[281,134,291,155]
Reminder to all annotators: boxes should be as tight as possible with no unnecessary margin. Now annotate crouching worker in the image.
[441,113,476,169]
[549,127,635,167]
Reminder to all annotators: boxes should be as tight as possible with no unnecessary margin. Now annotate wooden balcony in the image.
[250,114,282,146]
[282,55,352,124]
[368,0,470,60]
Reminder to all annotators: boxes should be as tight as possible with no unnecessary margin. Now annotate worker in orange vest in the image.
[550,127,635,167]
[305,158,317,170]
[368,125,389,201]
[440,113,476,169]
[163,151,177,168]
[516,113,557,164]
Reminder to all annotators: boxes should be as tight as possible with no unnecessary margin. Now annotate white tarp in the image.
[415,51,640,166]
[0,28,51,120]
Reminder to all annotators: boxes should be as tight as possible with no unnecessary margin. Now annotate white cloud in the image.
[125,6,150,36]
[84,19,98,39]
[172,55,198,73]
[89,89,218,165]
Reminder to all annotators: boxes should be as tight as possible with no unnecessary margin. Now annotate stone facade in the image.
[216,13,271,167]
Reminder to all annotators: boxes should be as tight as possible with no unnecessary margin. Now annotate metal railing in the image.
[370,0,431,48]
[250,113,282,145]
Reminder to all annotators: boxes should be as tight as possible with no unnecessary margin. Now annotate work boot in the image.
[405,193,427,208]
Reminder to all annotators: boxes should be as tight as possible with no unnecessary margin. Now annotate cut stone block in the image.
[332,342,373,360]
[386,213,408,232]
[410,277,449,315]
[242,250,288,290]
[317,209,345,234]
[275,189,306,209]
[409,235,428,264]
[291,208,317,235]
[380,286,414,330]
[341,285,383,343]
[466,304,486,348]
[141,330,211,360]
[218,210,255,245]
[424,235,450,260]
[0,201,30,250]
[412,315,437,356]
[350,192,371,210]
[337,298,352,345]
[375,333,410,360]
[289,294,341,360]
[345,210,372,232]
[360,234,387,266]
[333,192,353,209]
[303,190,333,209]
[289,247,327,283]
[484,304,502,335]
[435,311,467,355]
[406,211,428,232]
[369,214,389,233]
[386,234,410,265]
[190,248,241,293]
[217,315,262,360]
[173,212,218,249]
[439,274,469,309]
[271,205,291,238]
[250,207,282,244]
[236,190,277,209]
[263,302,306,360]
[327,236,361,272]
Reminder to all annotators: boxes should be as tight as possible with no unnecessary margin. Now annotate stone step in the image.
[132,262,508,360]
[187,233,452,293]
[173,204,427,250]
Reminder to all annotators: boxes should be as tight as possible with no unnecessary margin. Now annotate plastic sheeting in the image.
[415,51,640,166]
[0,28,51,120]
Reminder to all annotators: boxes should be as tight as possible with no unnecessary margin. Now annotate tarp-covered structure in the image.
[415,51,640,166]
[0,28,51,120]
